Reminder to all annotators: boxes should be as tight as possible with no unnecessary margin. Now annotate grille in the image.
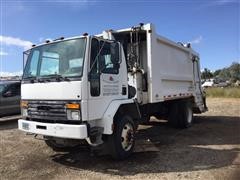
[27,101,67,121]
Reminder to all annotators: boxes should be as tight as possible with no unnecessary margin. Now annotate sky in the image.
[0,0,239,76]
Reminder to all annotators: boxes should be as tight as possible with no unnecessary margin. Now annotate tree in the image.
[214,62,240,82]
[213,69,221,77]
[218,68,231,81]
[201,62,239,83]
[201,68,213,80]
[229,62,240,82]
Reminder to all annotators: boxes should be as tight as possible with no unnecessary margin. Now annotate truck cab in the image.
[19,35,133,157]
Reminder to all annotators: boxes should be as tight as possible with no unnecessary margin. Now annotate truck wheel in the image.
[179,101,193,128]
[168,100,193,128]
[108,115,135,160]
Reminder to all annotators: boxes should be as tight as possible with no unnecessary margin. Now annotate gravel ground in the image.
[0,98,240,180]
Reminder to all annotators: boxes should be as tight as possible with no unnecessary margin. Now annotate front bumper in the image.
[18,119,88,139]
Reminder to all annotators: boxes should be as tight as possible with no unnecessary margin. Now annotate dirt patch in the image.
[0,98,240,179]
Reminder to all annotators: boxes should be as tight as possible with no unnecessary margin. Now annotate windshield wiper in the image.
[24,76,36,79]
[38,74,70,82]
[23,76,36,83]
[55,75,70,82]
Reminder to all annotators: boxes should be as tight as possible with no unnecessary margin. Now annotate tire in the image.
[168,103,179,128]
[178,101,193,128]
[168,100,193,128]
[108,115,135,160]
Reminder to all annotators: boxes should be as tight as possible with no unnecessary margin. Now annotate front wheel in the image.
[108,115,135,160]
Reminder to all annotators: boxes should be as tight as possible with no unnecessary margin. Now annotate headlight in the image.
[66,103,81,120]
[67,110,80,120]
[22,108,28,117]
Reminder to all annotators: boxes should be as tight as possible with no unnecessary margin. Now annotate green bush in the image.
[205,87,240,98]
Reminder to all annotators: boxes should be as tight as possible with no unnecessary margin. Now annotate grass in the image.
[205,87,240,98]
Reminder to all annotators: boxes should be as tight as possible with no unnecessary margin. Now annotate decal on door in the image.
[102,75,119,96]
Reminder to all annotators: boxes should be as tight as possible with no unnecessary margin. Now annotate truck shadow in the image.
[51,115,240,176]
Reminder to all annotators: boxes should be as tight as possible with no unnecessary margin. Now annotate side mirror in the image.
[3,90,13,97]
[110,43,120,64]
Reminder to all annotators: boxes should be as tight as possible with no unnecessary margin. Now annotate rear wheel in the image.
[108,115,135,160]
[168,100,193,128]
[179,101,193,128]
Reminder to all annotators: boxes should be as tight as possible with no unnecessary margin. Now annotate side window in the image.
[90,38,100,97]
[4,83,20,97]
[0,84,8,96]
[0,84,6,95]
[99,41,119,74]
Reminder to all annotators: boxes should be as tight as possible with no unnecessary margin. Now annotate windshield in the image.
[23,38,86,80]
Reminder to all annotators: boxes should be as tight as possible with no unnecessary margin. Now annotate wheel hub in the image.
[121,123,134,151]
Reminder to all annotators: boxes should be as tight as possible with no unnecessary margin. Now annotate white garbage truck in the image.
[18,23,207,159]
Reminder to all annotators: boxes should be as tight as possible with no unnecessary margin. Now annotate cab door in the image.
[88,37,126,121]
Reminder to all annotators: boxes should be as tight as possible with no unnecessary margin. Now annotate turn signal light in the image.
[66,103,80,109]
[21,101,28,108]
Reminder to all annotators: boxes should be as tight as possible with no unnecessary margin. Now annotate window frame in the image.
[89,37,101,97]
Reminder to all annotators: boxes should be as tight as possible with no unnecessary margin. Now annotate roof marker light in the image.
[53,37,65,41]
